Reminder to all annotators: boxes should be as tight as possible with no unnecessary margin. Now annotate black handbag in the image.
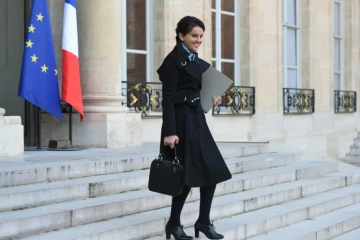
[148,146,184,197]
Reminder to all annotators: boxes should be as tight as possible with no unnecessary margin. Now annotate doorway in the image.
[0,0,37,146]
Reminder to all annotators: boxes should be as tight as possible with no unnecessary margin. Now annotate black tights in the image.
[167,185,216,227]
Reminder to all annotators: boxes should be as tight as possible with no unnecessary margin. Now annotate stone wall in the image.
[141,0,360,160]
[33,0,360,155]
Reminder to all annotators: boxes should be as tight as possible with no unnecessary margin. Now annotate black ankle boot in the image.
[166,224,193,240]
[194,222,224,239]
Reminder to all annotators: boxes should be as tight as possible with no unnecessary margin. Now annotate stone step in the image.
[0,143,269,188]
[354,138,360,147]
[22,182,360,240]
[343,161,360,168]
[150,184,360,240]
[332,227,360,240]
[248,202,360,240]
[345,153,360,162]
[350,146,360,154]
[330,171,360,185]
[3,172,353,239]
[0,152,300,212]
[3,161,338,239]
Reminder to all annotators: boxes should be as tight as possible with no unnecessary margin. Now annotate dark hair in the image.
[175,16,205,42]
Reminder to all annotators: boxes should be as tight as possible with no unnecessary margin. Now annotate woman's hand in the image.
[164,135,179,149]
[213,96,222,106]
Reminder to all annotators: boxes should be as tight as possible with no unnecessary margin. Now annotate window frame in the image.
[121,0,152,85]
[333,0,344,90]
[211,0,239,85]
[283,0,301,88]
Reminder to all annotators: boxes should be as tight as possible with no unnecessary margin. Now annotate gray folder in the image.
[201,66,234,112]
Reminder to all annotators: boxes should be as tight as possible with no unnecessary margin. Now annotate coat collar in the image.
[175,41,191,63]
[175,40,202,82]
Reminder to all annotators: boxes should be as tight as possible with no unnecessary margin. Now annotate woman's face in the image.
[179,26,204,53]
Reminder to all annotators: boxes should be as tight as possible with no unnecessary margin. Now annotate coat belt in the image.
[173,91,203,128]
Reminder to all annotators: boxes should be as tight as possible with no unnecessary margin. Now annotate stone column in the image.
[239,0,251,87]
[300,0,311,89]
[308,0,332,112]
[248,0,285,141]
[77,0,128,114]
[0,107,24,156]
[343,0,360,132]
[42,0,142,148]
[344,0,360,92]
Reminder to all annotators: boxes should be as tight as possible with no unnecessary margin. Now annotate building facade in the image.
[0,0,359,158]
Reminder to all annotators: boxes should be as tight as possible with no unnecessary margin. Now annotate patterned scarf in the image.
[182,43,196,61]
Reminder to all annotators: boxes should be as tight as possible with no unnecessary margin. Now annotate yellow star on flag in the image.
[26,39,34,48]
[31,54,38,62]
[28,24,36,33]
[41,64,48,73]
[54,69,58,75]
[36,13,44,21]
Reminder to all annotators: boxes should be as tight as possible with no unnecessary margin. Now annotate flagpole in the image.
[69,105,72,145]
[36,107,41,149]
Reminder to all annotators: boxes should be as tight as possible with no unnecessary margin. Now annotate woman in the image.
[157,16,232,240]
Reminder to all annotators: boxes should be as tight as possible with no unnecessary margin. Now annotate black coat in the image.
[157,42,232,187]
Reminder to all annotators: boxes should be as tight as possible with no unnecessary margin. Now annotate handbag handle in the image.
[159,145,180,165]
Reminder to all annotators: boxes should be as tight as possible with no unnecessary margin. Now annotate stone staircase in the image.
[344,132,360,167]
[1,143,360,239]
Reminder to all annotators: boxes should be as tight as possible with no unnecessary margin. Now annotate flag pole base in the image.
[47,140,84,151]
[24,146,47,151]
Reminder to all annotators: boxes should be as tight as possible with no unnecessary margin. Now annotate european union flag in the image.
[18,0,62,120]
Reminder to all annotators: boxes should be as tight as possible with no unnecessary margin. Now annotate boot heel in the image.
[166,231,171,239]
[194,227,199,238]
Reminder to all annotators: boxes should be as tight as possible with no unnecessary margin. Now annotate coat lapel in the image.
[175,42,202,84]
[199,59,210,74]
[184,61,201,82]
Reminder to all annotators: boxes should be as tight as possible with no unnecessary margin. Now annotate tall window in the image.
[333,0,343,90]
[211,0,239,84]
[122,0,151,83]
[283,0,300,88]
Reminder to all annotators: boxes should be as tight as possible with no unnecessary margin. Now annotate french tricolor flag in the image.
[62,0,84,121]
